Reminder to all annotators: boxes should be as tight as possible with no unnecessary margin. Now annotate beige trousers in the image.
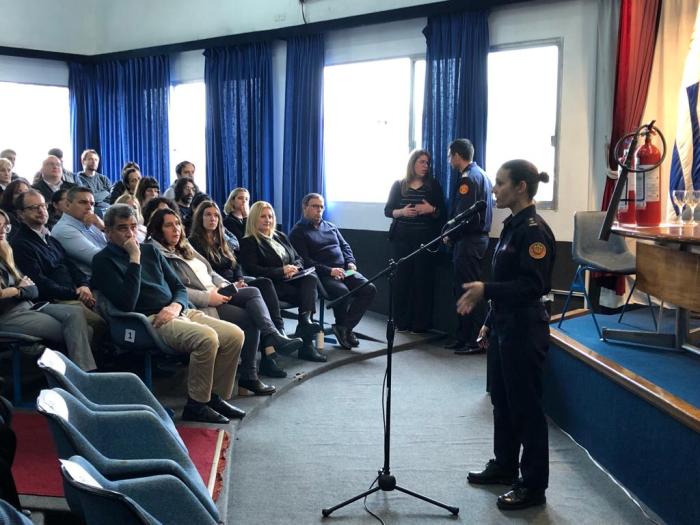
[153,309,244,403]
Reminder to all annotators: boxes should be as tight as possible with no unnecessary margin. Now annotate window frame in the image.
[488,38,563,210]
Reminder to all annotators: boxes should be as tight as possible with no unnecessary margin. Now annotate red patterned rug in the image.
[10,412,229,500]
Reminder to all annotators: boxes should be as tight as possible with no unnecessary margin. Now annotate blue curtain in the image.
[282,35,325,231]
[69,56,171,188]
[204,43,274,207]
[422,11,489,200]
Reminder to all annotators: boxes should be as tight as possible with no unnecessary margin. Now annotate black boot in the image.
[259,351,287,378]
[262,332,303,356]
[295,312,321,339]
[298,340,327,362]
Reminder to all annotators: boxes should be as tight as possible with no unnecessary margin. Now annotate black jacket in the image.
[239,231,304,282]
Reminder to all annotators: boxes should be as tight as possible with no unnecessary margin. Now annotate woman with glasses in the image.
[0,209,96,370]
[384,149,445,333]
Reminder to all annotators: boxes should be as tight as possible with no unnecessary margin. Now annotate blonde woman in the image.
[239,201,325,362]
[115,193,146,242]
[0,209,95,370]
[223,187,249,241]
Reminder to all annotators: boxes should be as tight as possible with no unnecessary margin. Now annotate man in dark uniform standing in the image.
[444,138,493,354]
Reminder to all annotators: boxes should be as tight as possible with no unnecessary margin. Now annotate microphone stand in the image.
[320,213,481,519]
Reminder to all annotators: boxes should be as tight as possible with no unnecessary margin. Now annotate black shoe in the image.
[467,460,517,485]
[259,351,287,378]
[455,345,484,355]
[295,312,322,338]
[208,395,246,419]
[332,324,353,350]
[347,331,359,348]
[238,378,276,396]
[497,486,546,510]
[262,332,303,356]
[182,403,230,424]
[444,339,466,350]
[298,341,327,362]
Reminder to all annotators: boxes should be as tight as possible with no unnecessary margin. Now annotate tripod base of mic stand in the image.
[321,471,459,518]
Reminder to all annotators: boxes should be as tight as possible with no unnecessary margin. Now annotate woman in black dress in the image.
[384,149,445,332]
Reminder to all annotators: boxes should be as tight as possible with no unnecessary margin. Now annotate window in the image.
[486,43,560,207]
[0,82,71,177]
[323,57,425,204]
[168,81,207,191]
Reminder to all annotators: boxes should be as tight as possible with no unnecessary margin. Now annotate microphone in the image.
[446,200,487,227]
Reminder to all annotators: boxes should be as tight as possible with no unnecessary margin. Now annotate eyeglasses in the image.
[0,224,11,233]
[308,204,324,209]
[22,203,48,212]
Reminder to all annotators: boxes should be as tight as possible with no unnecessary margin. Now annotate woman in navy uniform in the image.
[457,159,555,511]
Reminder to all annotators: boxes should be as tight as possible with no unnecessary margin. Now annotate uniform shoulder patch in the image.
[528,242,547,260]
[528,217,538,227]
[458,182,469,195]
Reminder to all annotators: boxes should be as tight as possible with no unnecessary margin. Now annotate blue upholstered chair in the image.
[36,389,219,522]
[0,331,43,407]
[36,349,184,450]
[60,456,218,525]
[0,500,32,525]
[95,293,178,389]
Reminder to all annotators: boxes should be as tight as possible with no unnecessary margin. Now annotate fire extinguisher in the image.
[617,146,636,224]
[635,133,662,226]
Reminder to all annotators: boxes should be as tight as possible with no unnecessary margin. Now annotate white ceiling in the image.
[1,0,444,55]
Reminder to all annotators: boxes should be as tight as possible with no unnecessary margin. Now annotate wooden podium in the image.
[603,224,700,355]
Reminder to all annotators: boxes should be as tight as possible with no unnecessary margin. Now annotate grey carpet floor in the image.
[225,344,654,525]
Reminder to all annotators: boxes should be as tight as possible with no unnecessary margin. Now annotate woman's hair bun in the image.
[538,172,550,183]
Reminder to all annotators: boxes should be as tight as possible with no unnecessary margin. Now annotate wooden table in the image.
[605,223,700,355]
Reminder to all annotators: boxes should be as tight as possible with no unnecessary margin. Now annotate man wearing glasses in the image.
[11,190,106,356]
[32,156,75,229]
[290,193,376,349]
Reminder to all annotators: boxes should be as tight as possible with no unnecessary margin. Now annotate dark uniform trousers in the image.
[489,304,550,490]
[453,234,489,344]
[320,273,377,330]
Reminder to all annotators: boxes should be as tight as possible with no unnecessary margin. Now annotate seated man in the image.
[76,149,111,217]
[32,156,75,229]
[290,193,376,349]
[92,204,246,424]
[163,160,195,200]
[173,176,196,235]
[51,186,107,277]
[10,190,106,353]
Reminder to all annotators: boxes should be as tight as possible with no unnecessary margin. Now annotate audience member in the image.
[135,176,160,213]
[51,187,107,277]
[115,193,146,241]
[49,189,69,223]
[189,200,290,378]
[0,159,12,200]
[0,209,95,370]
[173,177,196,234]
[109,161,140,204]
[163,160,195,200]
[239,201,325,362]
[384,149,445,333]
[92,204,246,424]
[11,190,106,353]
[0,150,18,180]
[31,149,76,185]
[223,187,249,242]
[290,193,376,349]
[32,156,75,229]
[76,149,111,217]
[148,208,302,394]
[120,165,142,199]
[142,197,179,228]
[0,180,29,241]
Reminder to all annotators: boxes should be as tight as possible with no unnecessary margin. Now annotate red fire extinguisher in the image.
[617,145,636,224]
[635,133,662,226]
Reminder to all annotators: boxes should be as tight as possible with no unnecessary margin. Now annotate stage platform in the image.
[548,307,700,525]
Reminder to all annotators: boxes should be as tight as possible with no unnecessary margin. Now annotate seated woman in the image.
[189,200,289,378]
[223,187,249,242]
[135,176,160,213]
[0,210,96,371]
[142,196,179,228]
[0,179,29,242]
[147,208,303,395]
[239,201,325,363]
[109,161,140,204]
